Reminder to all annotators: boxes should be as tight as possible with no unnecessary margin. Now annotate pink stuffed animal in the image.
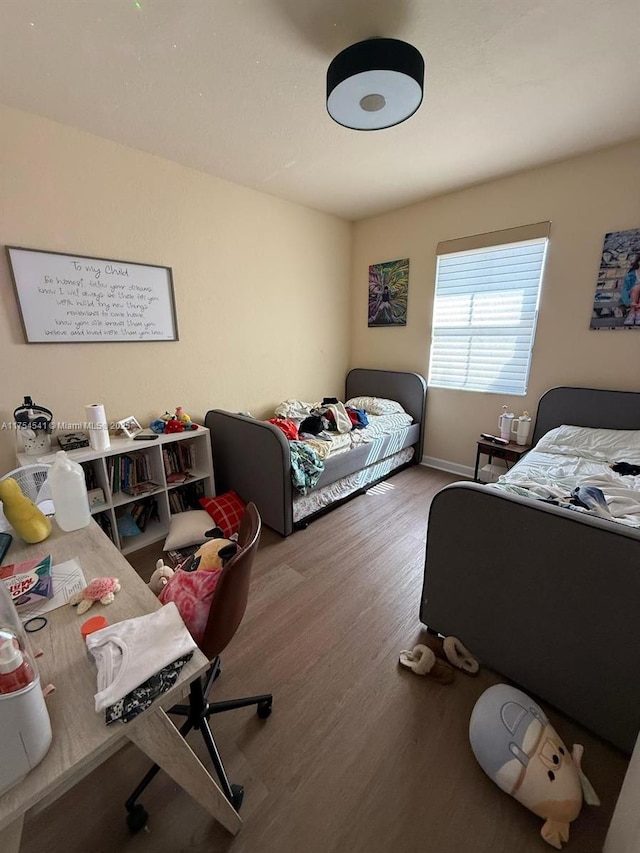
[69,577,121,615]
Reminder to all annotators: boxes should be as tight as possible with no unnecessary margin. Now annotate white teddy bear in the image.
[148,558,175,595]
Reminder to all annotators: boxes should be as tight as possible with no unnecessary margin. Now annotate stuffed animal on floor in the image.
[469,684,600,849]
[151,532,239,643]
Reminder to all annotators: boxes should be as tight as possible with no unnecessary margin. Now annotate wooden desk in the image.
[0,520,242,852]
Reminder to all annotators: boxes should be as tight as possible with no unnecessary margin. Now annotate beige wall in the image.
[3,106,639,479]
[351,140,640,471]
[0,105,352,474]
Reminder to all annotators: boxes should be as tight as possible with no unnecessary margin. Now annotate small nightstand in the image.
[473,438,530,483]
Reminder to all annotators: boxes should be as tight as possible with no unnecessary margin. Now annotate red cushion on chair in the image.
[199,491,246,538]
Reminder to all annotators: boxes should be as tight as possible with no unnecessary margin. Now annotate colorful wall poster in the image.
[368,258,409,327]
[591,228,640,330]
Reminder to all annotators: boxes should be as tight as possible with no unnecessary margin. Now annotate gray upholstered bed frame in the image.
[205,368,427,537]
[420,386,640,754]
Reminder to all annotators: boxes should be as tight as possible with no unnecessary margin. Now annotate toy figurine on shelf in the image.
[149,408,199,434]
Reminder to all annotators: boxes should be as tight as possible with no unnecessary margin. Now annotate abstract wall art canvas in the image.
[368,258,409,327]
[591,228,640,330]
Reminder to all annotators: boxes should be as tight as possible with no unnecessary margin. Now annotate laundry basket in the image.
[0,464,52,532]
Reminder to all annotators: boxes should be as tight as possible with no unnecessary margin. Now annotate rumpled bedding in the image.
[490,424,640,527]
[289,440,325,494]
[271,397,414,494]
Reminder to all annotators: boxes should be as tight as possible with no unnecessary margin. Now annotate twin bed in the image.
[421,386,640,754]
[205,368,426,537]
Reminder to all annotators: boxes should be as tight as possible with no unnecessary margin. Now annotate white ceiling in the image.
[1,0,639,221]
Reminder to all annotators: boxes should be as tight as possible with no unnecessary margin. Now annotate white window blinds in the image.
[428,232,548,395]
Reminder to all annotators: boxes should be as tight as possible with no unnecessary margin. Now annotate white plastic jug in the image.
[512,412,531,446]
[498,406,515,441]
[48,451,91,532]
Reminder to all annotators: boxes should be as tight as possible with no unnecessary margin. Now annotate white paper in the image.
[85,404,111,451]
[18,558,86,620]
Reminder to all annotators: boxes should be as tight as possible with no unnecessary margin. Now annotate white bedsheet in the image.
[490,424,640,527]
[302,412,414,459]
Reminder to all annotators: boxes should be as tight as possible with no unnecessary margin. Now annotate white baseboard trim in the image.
[419,456,474,480]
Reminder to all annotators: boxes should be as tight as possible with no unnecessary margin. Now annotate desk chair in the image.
[125,502,272,832]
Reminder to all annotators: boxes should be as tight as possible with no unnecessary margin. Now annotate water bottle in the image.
[498,406,515,442]
[513,412,532,446]
[48,451,91,532]
[0,637,35,694]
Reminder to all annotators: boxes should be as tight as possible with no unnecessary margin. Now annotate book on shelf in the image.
[166,472,194,485]
[122,480,160,497]
[124,497,160,533]
[162,442,195,477]
[81,462,99,491]
[165,544,199,568]
[168,480,206,513]
[95,511,117,545]
[107,451,153,495]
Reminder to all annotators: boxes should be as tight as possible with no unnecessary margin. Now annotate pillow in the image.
[535,424,640,463]
[163,510,219,551]
[199,490,246,538]
[346,395,406,416]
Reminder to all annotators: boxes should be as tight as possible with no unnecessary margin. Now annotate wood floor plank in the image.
[20,465,628,853]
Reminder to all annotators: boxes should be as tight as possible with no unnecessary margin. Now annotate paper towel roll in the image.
[85,404,111,452]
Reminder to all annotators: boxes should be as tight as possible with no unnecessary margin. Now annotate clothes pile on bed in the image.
[490,424,640,527]
[268,395,413,494]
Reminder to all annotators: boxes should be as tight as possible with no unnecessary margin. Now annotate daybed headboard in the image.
[345,368,427,458]
[532,386,640,445]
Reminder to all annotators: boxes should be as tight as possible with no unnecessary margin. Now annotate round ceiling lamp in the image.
[326,38,424,131]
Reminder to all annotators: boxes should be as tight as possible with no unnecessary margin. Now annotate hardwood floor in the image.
[21,466,628,853]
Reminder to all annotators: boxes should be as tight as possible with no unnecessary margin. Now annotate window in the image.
[428,222,549,395]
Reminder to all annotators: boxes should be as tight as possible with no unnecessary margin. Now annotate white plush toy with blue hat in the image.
[469,684,599,849]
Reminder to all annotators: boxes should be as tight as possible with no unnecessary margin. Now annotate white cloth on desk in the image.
[86,601,197,712]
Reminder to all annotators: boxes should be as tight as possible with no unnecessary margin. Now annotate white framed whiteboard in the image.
[6,246,179,343]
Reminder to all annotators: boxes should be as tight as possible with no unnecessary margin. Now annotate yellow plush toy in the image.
[188,535,238,572]
[0,478,52,543]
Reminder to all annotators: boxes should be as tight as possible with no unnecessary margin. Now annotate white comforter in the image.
[490,424,640,527]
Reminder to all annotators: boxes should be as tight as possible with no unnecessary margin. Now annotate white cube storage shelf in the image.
[17,428,214,555]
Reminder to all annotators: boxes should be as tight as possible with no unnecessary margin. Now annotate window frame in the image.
[428,223,550,396]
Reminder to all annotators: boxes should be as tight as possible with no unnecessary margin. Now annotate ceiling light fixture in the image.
[326,38,424,131]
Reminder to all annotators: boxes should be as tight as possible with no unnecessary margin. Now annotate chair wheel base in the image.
[230,783,244,810]
[257,699,272,719]
[126,803,149,834]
